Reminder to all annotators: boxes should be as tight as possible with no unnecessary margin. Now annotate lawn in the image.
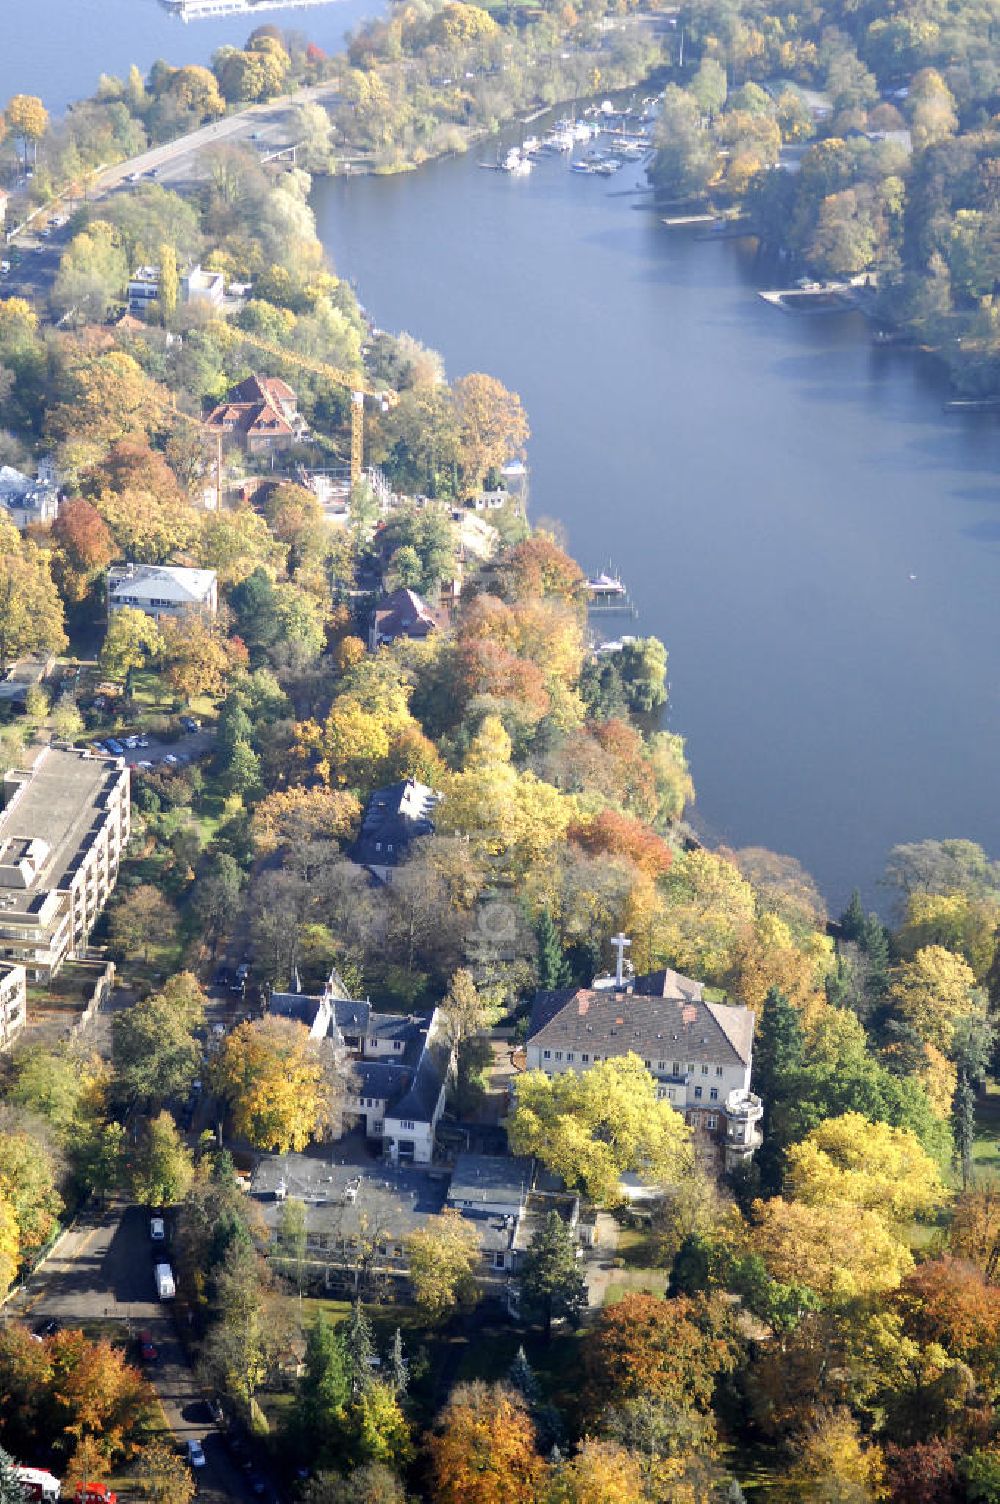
[972,1079,1000,1186]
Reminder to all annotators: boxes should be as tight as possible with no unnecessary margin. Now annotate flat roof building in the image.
[0,963,27,1048]
[0,745,130,980]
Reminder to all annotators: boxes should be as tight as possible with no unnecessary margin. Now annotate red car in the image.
[76,1487,117,1504]
[137,1330,158,1363]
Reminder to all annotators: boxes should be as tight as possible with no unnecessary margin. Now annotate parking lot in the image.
[91,726,215,771]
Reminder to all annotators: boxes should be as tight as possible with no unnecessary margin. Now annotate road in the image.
[3,1203,257,1503]
[1,82,345,310]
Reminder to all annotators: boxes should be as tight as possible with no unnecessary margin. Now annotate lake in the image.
[0,0,379,115]
[313,140,1000,909]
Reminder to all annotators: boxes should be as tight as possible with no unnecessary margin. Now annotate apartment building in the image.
[0,745,130,981]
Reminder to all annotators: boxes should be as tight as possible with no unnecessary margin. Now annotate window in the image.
[701,1064,709,1075]
[644,1059,652,1069]
[566,1052,575,1062]
[687,1063,695,1074]
[400,1120,415,1130]
[554,1051,563,1061]
[543,1049,551,1059]
[582,1053,589,1063]
[710,1088,719,1102]
[707,1114,718,1130]
[715,1066,724,1077]
[494,1252,506,1269]
[694,1086,703,1100]
[667,1089,675,1102]
[672,1061,680,1075]
[657,1061,665,1071]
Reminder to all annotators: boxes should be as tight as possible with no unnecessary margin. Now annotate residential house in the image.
[353,780,440,883]
[525,951,762,1171]
[0,461,59,530]
[0,189,8,231]
[205,375,307,456]
[0,963,27,1048]
[369,587,448,650]
[127,262,225,317]
[269,976,452,1164]
[0,744,130,981]
[106,563,218,622]
[181,264,225,309]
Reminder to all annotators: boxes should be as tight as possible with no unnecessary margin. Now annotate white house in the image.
[525,952,762,1171]
[106,563,218,622]
[0,462,59,530]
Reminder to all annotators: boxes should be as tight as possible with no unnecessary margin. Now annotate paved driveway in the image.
[4,1203,254,1504]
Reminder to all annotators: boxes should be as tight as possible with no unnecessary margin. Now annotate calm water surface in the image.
[313,145,1000,907]
[1,0,378,114]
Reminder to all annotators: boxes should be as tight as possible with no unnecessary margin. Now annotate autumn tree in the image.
[584,1292,735,1420]
[6,95,48,170]
[210,1016,340,1153]
[128,1110,194,1207]
[136,1439,196,1504]
[785,1409,886,1504]
[895,1257,1000,1387]
[509,1055,692,1203]
[48,351,169,474]
[0,518,68,672]
[785,1113,947,1224]
[107,884,178,964]
[406,1209,481,1322]
[452,373,529,492]
[749,1197,913,1302]
[251,787,362,857]
[889,945,980,1052]
[549,1440,647,1504]
[428,1382,545,1504]
[51,498,115,605]
[101,608,163,684]
[160,612,240,703]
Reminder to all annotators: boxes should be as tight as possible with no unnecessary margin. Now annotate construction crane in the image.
[231,330,395,487]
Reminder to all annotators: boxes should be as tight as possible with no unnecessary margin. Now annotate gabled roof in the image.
[354,779,440,870]
[527,973,754,1069]
[373,588,445,642]
[355,1059,412,1099]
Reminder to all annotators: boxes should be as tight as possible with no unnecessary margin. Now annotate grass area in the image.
[604,1268,669,1304]
[972,1080,1000,1185]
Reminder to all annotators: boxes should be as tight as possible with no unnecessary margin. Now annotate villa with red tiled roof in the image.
[205,374,307,456]
[525,952,763,1171]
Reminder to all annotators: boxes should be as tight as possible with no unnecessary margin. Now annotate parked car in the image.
[162,753,178,766]
[33,1318,60,1339]
[180,716,200,733]
[150,1215,165,1242]
[104,739,125,755]
[186,1440,206,1469]
[137,1330,157,1363]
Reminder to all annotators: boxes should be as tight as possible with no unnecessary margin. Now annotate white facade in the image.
[524,1038,750,1123]
[0,464,59,530]
[107,563,218,622]
[0,963,27,1047]
[0,746,130,981]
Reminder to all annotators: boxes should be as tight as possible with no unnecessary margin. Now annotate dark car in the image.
[180,716,201,733]
[33,1318,60,1339]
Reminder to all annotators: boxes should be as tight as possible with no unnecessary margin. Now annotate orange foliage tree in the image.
[427,1382,545,1504]
[583,1293,735,1419]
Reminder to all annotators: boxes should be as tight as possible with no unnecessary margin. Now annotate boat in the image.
[593,158,623,176]
[501,147,532,175]
[586,570,628,598]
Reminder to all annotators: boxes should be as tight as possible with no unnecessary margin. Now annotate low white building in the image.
[0,963,27,1048]
[107,563,218,622]
[128,262,225,317]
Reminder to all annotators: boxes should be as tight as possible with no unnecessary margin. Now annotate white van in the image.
[154,1262,176,1300]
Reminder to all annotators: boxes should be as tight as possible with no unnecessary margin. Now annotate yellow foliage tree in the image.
[784,1409,886,1504]
[210,1016,336,1152]
[653,848,757,981]
[0,517,68,672]
[0,1191,19,1299]
[785,1113,948,1224]
[750,1197,913,1302]
[551,1440,647,1504]
[725,911,832,1014]
[896,890,1000,981]
[509,1054,692,1204]
[452,372,529,492]
[889,944,979,1052]
[406,1208,481,1321]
